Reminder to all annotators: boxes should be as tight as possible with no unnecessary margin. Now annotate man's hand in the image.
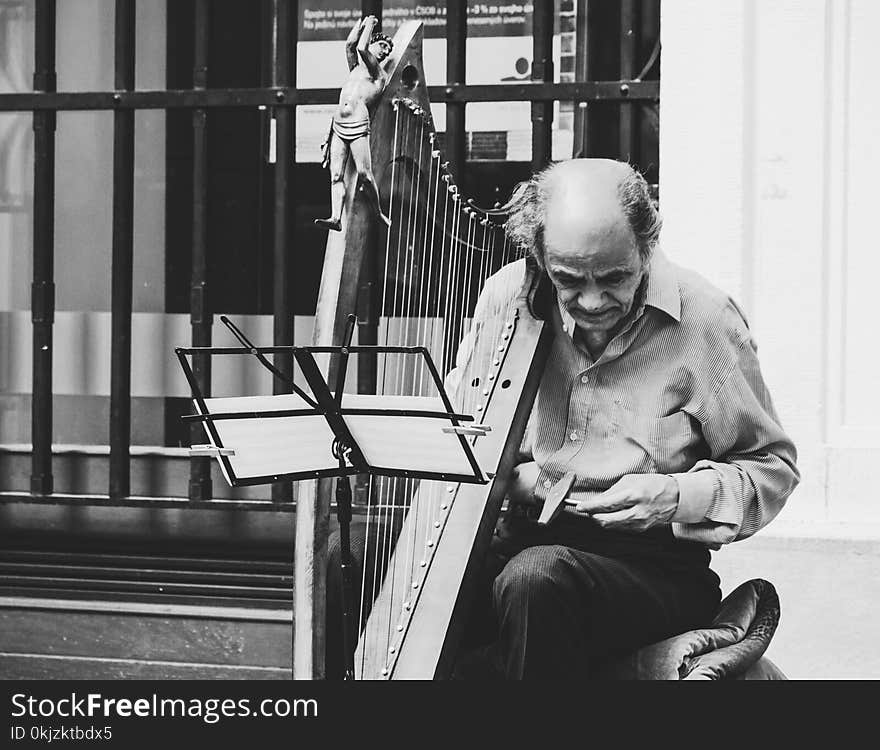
[507,461,540,507]
[573,473,679,532]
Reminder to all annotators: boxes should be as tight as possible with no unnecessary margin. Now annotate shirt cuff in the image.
[668,469,717,523]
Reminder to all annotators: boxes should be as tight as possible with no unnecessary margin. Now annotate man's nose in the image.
[577,285,605,312]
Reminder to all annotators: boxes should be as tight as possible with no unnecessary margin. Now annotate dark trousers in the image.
[326,509,721,680]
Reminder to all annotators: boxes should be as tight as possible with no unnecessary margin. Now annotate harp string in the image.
[363,100,404,672]
[394,113,422,643]
[358,99,401,656]
[377,107,419,664]
[414,145,439,556]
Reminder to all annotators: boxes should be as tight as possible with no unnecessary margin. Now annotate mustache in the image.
[569,305,620,316]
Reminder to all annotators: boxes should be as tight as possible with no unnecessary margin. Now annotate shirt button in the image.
[542,479,552,489]
[580,375,589,384]
[569,431,578,441]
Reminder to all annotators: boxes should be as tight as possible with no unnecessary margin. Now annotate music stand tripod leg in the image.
[333,440,358,680]
[334,313,359,679]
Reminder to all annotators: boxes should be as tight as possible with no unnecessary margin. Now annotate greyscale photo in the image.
[0,2,874,722]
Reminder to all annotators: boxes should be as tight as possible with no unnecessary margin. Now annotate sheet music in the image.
[200,393,337,481]
[196,392,483,483]
[341,394,484,477]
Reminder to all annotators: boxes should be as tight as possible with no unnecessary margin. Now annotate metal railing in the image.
[0,0,660,512]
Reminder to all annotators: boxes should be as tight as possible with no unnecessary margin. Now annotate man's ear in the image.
[525,255,554,321]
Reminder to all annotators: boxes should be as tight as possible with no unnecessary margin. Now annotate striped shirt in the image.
[465,250,799,547]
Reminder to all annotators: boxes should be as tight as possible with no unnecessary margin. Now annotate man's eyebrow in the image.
[550,268,583,279]
[595,266,636,277]
[549,264,636,280]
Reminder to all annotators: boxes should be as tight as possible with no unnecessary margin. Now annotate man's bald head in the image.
[544,158,633,209]
[505,158,661,268]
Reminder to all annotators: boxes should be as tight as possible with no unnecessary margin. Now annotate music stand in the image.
[176,315,490,678]
[176,316,488,487]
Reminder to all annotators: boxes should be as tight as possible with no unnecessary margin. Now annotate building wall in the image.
[661,0,880,678]
[660,0,880,535]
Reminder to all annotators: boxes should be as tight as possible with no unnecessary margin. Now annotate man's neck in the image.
[580,330,611,360]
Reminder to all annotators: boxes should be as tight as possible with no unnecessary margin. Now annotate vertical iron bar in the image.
[189,0,212,501]
[619,0,637,163]
[355,247,378,395]
[30,0,56,496]
[361,0,382,19]
[109,0,136,500]
[531,0,554,171]
[355,0,381,503]
[271,0,295,504]
[572,0,588,158]
[354,234,377,507]
[585,2,620,159]
[446,0,466,185]
[356,0,382,401]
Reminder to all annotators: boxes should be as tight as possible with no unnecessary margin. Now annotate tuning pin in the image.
[432,150,441,159]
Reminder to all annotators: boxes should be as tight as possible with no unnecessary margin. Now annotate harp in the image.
[293,21,553,679]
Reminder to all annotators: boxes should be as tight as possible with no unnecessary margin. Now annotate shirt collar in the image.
[556,248,681,338]
[644,249,681,323]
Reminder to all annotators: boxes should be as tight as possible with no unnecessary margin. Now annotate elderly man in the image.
[449,157,799,679]
[325,158,799,680]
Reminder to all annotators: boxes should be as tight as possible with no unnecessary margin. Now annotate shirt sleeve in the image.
[668,315,800,545]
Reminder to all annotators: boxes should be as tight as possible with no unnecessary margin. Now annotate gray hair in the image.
[504,161,662,267]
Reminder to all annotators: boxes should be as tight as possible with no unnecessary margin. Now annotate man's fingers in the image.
[574,492,630,514]
[589,510,638,529]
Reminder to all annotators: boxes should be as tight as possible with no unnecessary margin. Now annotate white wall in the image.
[660,0,880,533]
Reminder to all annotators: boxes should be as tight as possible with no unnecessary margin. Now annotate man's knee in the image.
[492,545,578,608]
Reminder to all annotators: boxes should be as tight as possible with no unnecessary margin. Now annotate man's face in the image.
[370,40,392,61]
[543,199,645,336]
